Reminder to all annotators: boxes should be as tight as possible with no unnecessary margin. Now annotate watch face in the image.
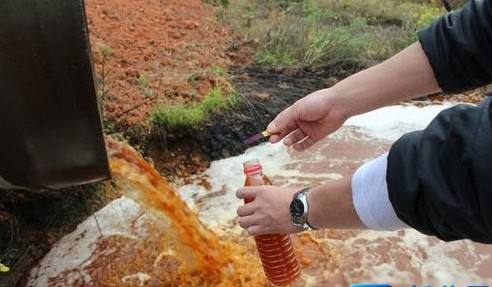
[290,198,304,222]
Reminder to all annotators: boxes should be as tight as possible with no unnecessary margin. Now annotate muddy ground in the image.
[1,0,490,284]
[144,63,489,180]
[0,61,362,287]
[0,0,237,285]
[1,58,489,286]
[146,63,365,180]
[1,59,489,287]
[0,184,118,287]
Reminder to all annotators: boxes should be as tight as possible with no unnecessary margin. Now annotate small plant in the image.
[257,50,297,66]
[150,87,237,130]
[98,43,114,58]
[137,73,150,89]
[0,261,9,273]
[210,65,227,77]
[413,6,444,29]
[103,120,117,134]
[206,0,230,8]
[96,43,115,105]
[136,72,154,98]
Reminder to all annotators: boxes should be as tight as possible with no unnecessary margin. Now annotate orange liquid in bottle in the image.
[243,159,301,286]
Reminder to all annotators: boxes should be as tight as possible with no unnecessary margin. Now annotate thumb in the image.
[236,187,258,199]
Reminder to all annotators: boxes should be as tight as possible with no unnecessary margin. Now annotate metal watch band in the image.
[291,188,317,231]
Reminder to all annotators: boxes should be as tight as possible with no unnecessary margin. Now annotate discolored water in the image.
[29,104,492,286]
[180,104,492,286]
[28,139,268,287]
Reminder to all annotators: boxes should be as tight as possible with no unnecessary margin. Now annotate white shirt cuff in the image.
[352,153,409,230]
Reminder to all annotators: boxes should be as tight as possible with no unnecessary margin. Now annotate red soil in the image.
[85,0,234,126]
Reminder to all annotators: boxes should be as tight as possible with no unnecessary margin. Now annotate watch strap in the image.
[292,188,317,231]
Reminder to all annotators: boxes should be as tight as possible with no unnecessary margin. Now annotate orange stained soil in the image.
[85,0,234,126]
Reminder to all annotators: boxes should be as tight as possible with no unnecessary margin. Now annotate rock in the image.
[183,20,199,30]
[254,92,271,101]
[324,77,338,87]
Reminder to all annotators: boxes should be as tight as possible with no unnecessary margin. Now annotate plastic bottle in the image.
[243,159,301,286]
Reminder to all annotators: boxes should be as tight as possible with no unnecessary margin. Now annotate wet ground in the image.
[147,63,488,180]
[148,63,364,179]
[180,104,492,286]
[28,103,492,286]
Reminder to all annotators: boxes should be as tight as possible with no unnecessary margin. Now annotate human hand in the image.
[267,88,349,151]
[235,186,302,236]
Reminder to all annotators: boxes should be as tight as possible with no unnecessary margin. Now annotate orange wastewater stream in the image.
[105,138,268,286]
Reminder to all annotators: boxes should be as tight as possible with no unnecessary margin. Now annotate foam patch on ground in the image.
[345,104,457,140]
[30,103,492,286]
[28,198,143,287]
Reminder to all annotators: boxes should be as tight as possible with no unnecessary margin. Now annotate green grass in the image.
[219,0,444,67]
[97,43,114,58]
[137,73,150,89]
[205,0,230,8]
[210,65,228,77]
[150,87,237,130]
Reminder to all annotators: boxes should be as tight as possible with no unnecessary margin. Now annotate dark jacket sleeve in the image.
[418,0,492,93]
[388,99,492,242]
[387,0,492,243]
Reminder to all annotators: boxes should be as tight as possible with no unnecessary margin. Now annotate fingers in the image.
[293,137,315,151]
[281,128,316,151]
[283,129,307,147]
[236,187,258,200]
[238,214,260,229]
[269,130,292,144]
[267,105,300,143]
[246,225,270,236]
[237,204,270,236]
[237,203,255,217]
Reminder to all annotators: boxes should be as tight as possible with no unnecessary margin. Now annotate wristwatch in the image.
[289,188,317,231]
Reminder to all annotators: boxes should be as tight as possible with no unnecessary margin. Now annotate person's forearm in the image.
[332,42,441,117]
[307,176,364,229]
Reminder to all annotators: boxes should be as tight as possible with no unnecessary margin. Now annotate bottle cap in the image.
[243,159,262,175]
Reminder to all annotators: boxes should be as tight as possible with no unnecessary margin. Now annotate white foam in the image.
[180,142,293,229]
[31,103,492,285]
[121,272,151,286]
[345,104,458,141]
[28,197,143,287]
[181,104,459,229]
[179,102,492,284]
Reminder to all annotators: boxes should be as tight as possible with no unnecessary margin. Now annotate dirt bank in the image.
[86,0,239,126]
[145,63,365,180]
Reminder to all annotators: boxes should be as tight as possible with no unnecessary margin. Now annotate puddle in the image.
[180,103,492,285]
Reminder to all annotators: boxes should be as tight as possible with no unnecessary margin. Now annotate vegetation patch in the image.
[150,87,238,131]
[218,0,445,67]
